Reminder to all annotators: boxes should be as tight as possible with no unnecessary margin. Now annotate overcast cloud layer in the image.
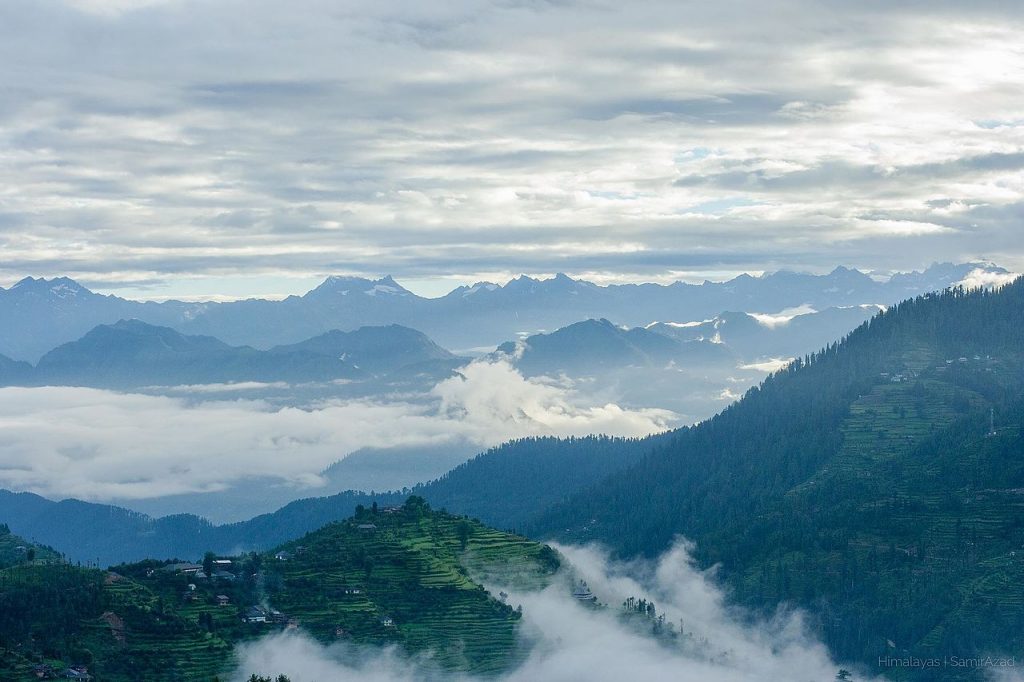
[1,1,1022,297]
[0,359,674,500]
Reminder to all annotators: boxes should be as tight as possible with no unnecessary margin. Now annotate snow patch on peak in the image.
[463,282,499,297]
[8,276,87,298]
[366,283,405,297]
[50,283,82,299]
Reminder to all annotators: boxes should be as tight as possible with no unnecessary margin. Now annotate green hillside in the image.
[0,562,236,680]
[0,523,60,568]
[532,280,1024,679]
[262,496,559,674]
[0,497,559,680]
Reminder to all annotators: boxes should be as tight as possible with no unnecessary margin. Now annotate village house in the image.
[572,580,595,602]
[274,550,292,561]
[216,594,231,606]
[357,523,377,532]
[243,606,268,623]
[31,663,56,679]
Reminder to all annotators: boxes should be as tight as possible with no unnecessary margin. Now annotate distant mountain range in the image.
[269,323,457,374]
[0,262,1006,361]
[3,279,1024,676]
[496,318,735,377]
[647,304,882,361]
[1,320,461,389]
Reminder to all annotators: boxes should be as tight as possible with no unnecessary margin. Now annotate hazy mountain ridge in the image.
[0,263,1004,361]
[0,435,657,566]
[496,318,735,377]
[2,320,465,389]
[648,304,883,361]
[269,323,459,375]
[0,353,32,384]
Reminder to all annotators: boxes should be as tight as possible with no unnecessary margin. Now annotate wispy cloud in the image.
[738,358,793,373]
[233,541,876,681]
[747,304,817,328]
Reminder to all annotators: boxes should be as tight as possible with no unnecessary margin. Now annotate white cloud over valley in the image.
[232,541,874,682]
[0,360,674,501]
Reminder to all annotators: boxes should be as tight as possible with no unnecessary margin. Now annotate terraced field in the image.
[734,349,1024,675]
[264,497,560,674]
[0,497,560,680]
[0,562,238,681]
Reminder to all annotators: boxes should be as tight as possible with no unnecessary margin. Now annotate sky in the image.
[1,0,1023,300]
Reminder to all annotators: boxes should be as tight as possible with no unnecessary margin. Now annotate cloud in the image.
[432,359,675,439]
[0,359,674,501]
[232,540,875,682]
[738,358,793,373]
[747,304,817,328]
[65,0,178,17]
[956,267,1020,291]
[1,1,1024,295]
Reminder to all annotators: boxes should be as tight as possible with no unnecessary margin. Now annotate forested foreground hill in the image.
[0,498,560,680]
[532,279,1024,678]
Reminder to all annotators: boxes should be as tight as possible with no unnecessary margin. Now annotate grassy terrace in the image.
[0,562,238,681]
[265,496,560,674]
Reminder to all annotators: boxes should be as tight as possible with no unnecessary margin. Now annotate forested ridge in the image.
[0,434,657,566]
[531,279,1024,678]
